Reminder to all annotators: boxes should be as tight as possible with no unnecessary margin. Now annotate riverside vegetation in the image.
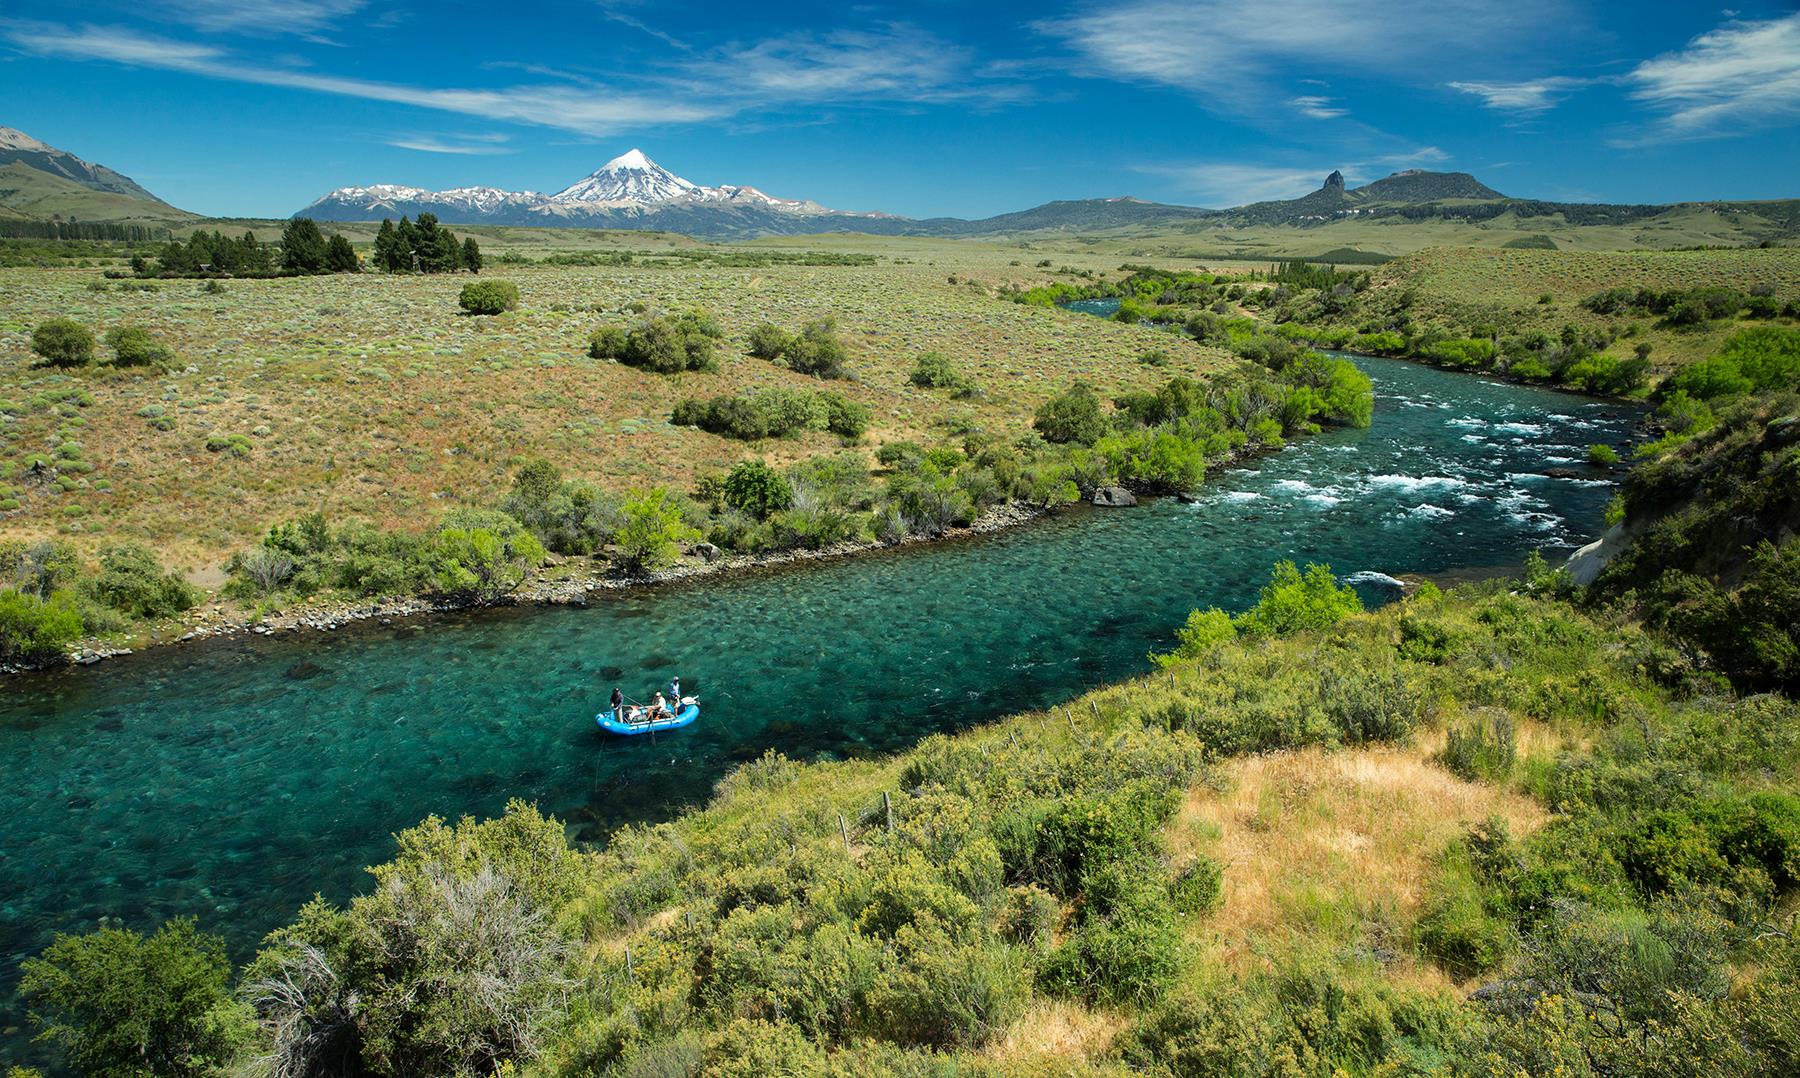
[2,244,1377,664]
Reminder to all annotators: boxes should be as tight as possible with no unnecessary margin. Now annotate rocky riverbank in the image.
[5,500,1050,677]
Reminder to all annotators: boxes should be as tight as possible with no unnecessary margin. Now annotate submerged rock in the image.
[1091,486,1138,507]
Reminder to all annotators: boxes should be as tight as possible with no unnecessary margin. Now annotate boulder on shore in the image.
[1092,486,1138,507]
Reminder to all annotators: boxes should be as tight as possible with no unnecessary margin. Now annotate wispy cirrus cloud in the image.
[1448,75,1592,114]
[152,0,368,38]
[1289,95,1347,120]
[387,133,513,155]
[1619,13,1800,143]
[1040,0,1570,117]
[4,20,1025,139]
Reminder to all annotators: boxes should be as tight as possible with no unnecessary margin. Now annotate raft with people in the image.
[597,681,699,735]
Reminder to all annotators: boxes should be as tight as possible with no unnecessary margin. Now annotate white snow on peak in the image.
[601,148,653,171]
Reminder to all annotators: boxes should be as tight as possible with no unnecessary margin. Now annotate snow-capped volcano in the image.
[298,148,853,237]
[551,149,699,205]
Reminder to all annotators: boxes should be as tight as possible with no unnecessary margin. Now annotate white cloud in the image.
[387,134,513,155]
[1289,95,1347,120]
[0,24,710,134]
[1621,13,1800,141]
[1042,0,1568,114]
[678,26,1027,107]
[6,20,1024,140]
[153,0,367,36]
[1448,76,1591,113]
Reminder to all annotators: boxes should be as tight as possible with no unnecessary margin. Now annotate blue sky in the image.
[3,1,1798,219]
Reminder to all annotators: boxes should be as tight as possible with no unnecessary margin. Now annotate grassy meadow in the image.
[0,245,1229,571]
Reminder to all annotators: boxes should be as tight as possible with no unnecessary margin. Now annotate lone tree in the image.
[462,236,482,273]
[30,317,95,367]
[279,218,329,275]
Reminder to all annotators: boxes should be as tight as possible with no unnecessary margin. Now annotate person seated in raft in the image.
[650,692,671,721]
[610,686,624,721]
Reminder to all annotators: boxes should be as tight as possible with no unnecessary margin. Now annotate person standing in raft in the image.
[669,675,682,705]
[609,686,624,722]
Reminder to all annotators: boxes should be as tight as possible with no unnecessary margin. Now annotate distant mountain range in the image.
[2,125,1797,247]
[298,151,1535,239]
[300,149,903,238]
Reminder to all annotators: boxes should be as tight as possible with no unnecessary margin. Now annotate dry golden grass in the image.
[0,245,1234,570]
[1170,739,1546,989]
[983,1000,1128,1065]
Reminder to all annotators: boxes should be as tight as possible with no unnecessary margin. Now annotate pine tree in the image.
[373,219,401,273]
[325,233,360,273]
[280,218,329,275]
[395,217,419,273]
[462,237,482,274]
[434,227,462,273]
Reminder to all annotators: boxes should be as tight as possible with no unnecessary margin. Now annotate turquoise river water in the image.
[0,354,1638,1045]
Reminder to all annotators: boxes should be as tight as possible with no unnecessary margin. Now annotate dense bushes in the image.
[672,387,868,440]
[105,326,175,369]
[20,918,247,1078]
[746,318,852,379]
[87,544,200,620]
[0,587,83,663]
[907,351,979,397]
[1661,326,1800,401]
[1033,385,1108,445]
[459,279,520,315]
[1154,560,1362,665]
[589,311,722,373]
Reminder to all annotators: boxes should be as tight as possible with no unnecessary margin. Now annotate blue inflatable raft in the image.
[597,699,699,735]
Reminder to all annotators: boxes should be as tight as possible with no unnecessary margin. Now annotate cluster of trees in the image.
[0,220,168,241]
[1583,283,1795,323]
[134,219,359,278]
[746,318,853,379]
[589,310,721,372]
[0,540,199,664]
[672,386,870,441]
[372,213,480,274]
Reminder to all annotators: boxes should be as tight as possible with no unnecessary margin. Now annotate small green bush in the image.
[105,326,175,369]
[0,588,83,663]
[721,461,793,519]
[1587,443,1620,466]
[1034,385,1108,445]
[30,318,95,367]
[589,311,721,373]
[85,544,200,620]
[458,279,520,315]
[1442,711,1517,782]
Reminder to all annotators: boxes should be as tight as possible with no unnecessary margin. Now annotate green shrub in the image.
[104,326,175,369]
[430,510,546,604]
[1442,711,1517,782]
[85,544,200,619]
[1169,857,1223,915]
[458,279,520,315]
[590,311,722,374]
[675,388,866,441]
[20,919,248,1078]
[615,487,701,571]
[0,587,83,663]
[780,318,851,379]
[1232,561,1363,637]
[1588,443,1620,466]
[203,433,253,457]
[721,461,793,519]
[30,317,95,366]
[745,322,791,360]
[499,459,621,555]
[909,351,966,389]
[1034,385,1108,445]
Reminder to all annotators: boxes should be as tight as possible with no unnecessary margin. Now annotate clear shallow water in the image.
[0,355,1637,1049]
